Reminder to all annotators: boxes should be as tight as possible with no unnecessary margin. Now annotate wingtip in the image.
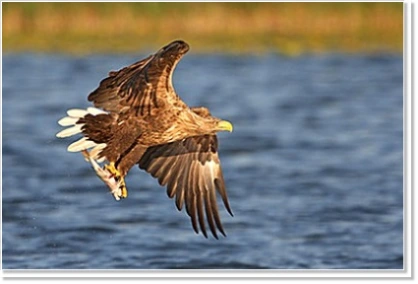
[218,226,227,238]
[224,203,234,217]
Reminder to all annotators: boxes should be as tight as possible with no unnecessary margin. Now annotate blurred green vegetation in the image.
[2,2,403,55]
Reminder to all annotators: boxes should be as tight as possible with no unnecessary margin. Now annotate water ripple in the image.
[2,53,403,269]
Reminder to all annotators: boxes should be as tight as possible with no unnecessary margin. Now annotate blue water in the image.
[2,52,403,269]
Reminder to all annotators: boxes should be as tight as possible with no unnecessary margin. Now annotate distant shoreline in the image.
[3,2,403,55]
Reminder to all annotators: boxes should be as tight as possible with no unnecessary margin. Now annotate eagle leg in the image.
[104,162,128,199]
[81,150,126,200]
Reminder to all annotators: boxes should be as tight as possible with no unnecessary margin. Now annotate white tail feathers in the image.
[70,138,106,162]
[56,107,108,162]
[68,137,97,152]
[87,107,107,115]
[56,124,83,138]
[58,116,79,126]
[65,107,106,119]
[66,108,88,118]
[56,107,108,138]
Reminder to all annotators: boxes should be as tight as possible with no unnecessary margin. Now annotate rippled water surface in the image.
[2,52,403,269]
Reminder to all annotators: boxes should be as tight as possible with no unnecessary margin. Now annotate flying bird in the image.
[56,40,233,238]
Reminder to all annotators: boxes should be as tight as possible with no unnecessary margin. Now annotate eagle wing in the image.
[88,40,189,116]
[138,135,233,239]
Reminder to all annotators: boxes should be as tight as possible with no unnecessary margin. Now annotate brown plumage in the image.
[56,40,233,238]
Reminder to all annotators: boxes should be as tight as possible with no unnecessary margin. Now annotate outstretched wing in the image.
[138,135,233,239]
[88,40,189,116]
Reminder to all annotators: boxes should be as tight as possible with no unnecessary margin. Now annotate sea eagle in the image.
[56,40,233,239]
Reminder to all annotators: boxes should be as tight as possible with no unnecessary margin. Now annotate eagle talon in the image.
[104,162,128,199]
[82,151,128,200]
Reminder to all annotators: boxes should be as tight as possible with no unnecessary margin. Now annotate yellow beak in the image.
[217,120,233,132]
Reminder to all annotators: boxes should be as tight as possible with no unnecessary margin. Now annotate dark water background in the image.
[2,52,403,269]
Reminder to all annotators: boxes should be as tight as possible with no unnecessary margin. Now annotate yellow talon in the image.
[120,184,128,198]
[104,162,118,176]
[105,162,128,199]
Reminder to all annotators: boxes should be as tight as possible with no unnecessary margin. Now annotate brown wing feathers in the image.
[139,135,232,238]
[88,56,162,116]
[88,41,189,116]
